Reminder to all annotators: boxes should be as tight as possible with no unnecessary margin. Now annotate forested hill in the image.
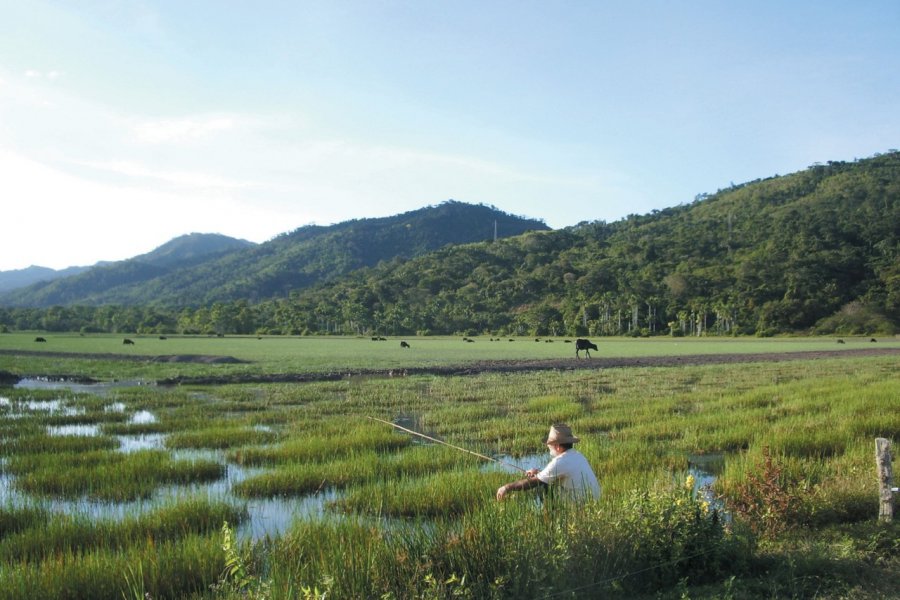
[0,202,548,308]
[2,153,897,336]
[273,152,899,336]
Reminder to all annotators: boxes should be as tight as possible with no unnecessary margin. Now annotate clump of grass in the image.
[334,469,508,517]
[165,426,277,450]
[6,449,225,501]
[0,534,224,600]
[0,506,50,537]
[233,451,380,497]
[266,479,747,599]
[230,421,409,466]
[523,394,584,422]
[0,433,119,455]
[0,497,245,562]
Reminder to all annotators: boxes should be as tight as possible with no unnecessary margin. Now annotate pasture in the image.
[0,332,895,380]
[0,334,897,598]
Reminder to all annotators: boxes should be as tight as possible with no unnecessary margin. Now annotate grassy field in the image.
[0,334,897,598]
[1,332,896,380]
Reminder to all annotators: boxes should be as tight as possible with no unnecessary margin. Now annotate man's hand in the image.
[496,484,509,501]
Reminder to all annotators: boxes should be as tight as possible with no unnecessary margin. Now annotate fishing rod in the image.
[367,416,527,473]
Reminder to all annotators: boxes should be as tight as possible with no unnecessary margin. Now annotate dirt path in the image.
[0,349,247,364]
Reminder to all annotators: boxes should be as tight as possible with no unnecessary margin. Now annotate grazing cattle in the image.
[123,338,135,345]
[836,339,845,344]
[34,337,47,343]
[159,336,167,340]
[575,338,598,358]
[870,338,877,342]
[400,341,410,348]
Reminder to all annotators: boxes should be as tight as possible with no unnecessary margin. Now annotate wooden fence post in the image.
[875,438,894,522]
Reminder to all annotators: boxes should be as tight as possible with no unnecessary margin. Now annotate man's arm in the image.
[496,476,547,500]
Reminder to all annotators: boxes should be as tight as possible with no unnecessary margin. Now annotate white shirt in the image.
[535,449,601,499]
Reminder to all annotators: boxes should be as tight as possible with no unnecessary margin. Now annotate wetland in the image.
[0,334,897,598]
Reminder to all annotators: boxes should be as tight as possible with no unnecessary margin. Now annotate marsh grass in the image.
[265,476,743,599]
[230,421,409,466]
[233,451,381,497]
[0,497,245,600]
[0,340,897,597]
[101,420,170,435]
[165,426,278,450]
[0,505,49,536]
[6,449,225,501]
[0,496,245,562]
[333,468,510,517]
[1,432,119,455]
[0,534,224,600]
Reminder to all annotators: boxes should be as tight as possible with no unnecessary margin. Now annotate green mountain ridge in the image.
[253,153,900,336]
[0,202,548,308]
[1,153,897,336]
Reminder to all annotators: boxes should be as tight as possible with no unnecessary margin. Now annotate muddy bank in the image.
[157,347,899,386]
[0,349,248,364]
[0,350,248,385]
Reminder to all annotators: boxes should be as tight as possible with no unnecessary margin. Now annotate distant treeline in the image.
[2,153,898,337]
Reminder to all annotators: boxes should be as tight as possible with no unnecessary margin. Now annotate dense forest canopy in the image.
[2,153,898,336]
[0,201,548,307]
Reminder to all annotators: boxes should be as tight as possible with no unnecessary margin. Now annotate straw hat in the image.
[545,424,580,445]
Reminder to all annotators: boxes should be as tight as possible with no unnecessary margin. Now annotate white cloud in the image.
[23,69,60,80]
[0,148,300,270]
[69,159,257,193]
[132,114,237,144]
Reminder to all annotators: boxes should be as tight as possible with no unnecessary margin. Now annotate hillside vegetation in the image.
[1,153,898,336]
[260,152,900,336]
[1,202,544,308]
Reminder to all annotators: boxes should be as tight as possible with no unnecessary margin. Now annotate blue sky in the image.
[1,1,898,271]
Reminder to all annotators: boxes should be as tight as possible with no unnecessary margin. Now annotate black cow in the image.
[34,336,47,343]
[400,341,410,348]
[575,338,598,358]
[123,338,135,345]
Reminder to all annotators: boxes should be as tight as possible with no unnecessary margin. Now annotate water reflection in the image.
[47,424,101,437]
[484,453,547,474]
[0,398,84,419]
[130,410,157,424]
[687,452,727,514]
[15,378,151,395]
[117,433,167,452]
[1,381,407,542]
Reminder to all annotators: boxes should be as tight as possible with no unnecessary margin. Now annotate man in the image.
[496,423,601,501]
